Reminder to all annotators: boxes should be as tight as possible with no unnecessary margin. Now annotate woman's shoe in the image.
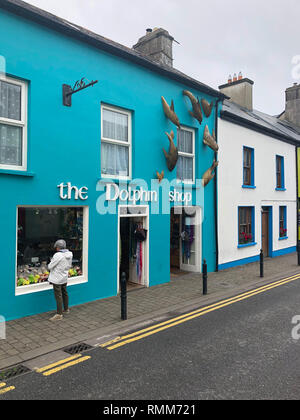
[50,314,63,322]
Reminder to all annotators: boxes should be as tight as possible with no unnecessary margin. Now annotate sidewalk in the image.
[0,253,299,370]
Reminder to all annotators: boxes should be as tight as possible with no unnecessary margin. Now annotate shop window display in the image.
[17,207,84,288]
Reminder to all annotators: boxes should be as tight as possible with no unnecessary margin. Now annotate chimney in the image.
[219,73,254,111]
[284,83,300,127]
[133,28,174,67]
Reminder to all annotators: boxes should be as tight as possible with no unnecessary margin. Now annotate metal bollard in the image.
[203,260,208,296]
[120,272,127,321]
[298,242,300,266]
[260,249,264,278]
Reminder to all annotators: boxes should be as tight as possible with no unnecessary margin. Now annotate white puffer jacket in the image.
[48,250,73,285]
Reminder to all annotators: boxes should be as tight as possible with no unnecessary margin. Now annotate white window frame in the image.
[101,104,132,181]
[15,206,89,296]
[177,126,195,185]
[0,75,28,171]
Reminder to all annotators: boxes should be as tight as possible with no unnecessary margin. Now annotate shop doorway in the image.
[170,207,202,275]
[118,206,149,292]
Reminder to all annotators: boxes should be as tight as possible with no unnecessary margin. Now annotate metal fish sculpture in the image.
[202,160,219,187]
[203,125,219,152]
[183,90,203,125]
[163,130,179,172]
[156,170,165,183]
[161,97,181,129]
[201,99,214,118]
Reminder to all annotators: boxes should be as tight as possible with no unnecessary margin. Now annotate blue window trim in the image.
[238,242,257,249]
[276,155,285,190]
[243,146,255,188]
[238,206,255,248]
[279,206,287,240]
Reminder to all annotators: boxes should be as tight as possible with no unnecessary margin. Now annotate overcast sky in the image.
[26,0,300,115]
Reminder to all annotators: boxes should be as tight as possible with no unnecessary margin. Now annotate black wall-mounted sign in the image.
[63,78,98,107]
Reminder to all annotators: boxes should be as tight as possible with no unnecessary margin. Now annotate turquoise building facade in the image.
[0,0,224,321]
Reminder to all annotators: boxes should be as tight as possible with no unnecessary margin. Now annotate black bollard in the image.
[120,272,127,321]
[260,249,264,278]
[203,260,208,296]
[298,242,300,266]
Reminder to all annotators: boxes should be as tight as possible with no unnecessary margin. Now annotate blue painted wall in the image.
[0,9,221,320]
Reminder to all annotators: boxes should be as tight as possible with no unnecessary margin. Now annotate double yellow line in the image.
[0,382,15,395]
[101,273,300,351]
[36,354,91,377]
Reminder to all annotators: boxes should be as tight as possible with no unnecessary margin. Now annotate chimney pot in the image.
[238,71,243,80]
[233,73,237,82]
[228,74,232,84]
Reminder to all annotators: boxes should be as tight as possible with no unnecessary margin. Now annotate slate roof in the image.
[221,99,300,145]
[0,0,226,100]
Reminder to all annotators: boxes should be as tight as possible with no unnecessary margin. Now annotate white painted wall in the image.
[218,118,297,266]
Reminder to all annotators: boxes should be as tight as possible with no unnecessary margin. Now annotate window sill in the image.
[0,169,35,177]
[15,276,87,296]
[238,242,257,249]
[276,188,286,191]
[279,236,288,241]
[242,185,256,189]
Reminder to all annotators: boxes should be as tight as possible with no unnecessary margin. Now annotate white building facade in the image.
[217,77,300,270]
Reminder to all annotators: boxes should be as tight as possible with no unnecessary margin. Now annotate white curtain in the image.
[0,123,22,166]
[177,156,193,182]
[103,109,128,142]
[178,129,193,154]
[101,142,129,177]
[0,81,21,121]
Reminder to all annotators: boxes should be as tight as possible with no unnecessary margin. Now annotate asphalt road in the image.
[1,276,300,401]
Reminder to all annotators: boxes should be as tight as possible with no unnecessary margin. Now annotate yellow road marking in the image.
[42,356,91,377]
[0,386,15,395]
[106,273,300,350]
[36,354,83,373]
[101,273,300,349]
[99,337,121,348]
[0,383,6,388]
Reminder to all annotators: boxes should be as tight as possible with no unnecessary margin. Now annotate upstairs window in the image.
[276,156,285,190]
[101,105,132,180]
[243,147,254,187]
[177,127,195,184]
[0,76,27,171]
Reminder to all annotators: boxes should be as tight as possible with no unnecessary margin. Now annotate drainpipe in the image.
[214,98,221,272]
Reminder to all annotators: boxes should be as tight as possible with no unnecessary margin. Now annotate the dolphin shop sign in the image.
[105,183,192,205]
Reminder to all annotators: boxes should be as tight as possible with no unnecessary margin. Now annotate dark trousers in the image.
[53,284,69,315]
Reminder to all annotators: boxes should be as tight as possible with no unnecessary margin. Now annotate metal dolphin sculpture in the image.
[163,130,179,172]
[183,90,203,125]
[202,160,219,187]
[201,99,214,118]
[203,125,219,152]
[161,97,181,129]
